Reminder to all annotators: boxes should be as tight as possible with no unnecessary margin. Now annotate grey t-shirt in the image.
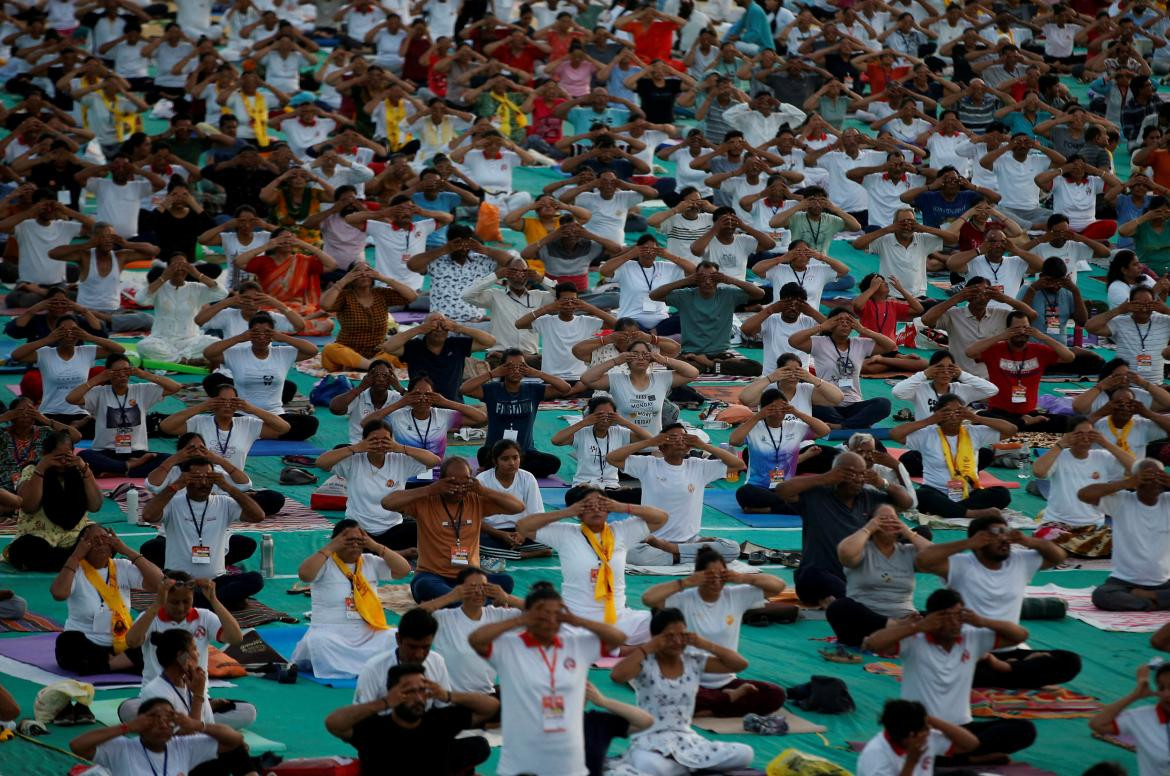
[845,541,919,618]
[538,238,604,277]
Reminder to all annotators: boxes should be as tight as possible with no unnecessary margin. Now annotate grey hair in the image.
[1134,457,1164,474]
[832,450,865,469]
[847,433,875,451]
[94,221,113,232]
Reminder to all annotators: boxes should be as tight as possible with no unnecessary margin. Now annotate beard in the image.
[395,701,426,722]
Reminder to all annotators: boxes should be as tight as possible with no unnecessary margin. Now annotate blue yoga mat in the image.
[540,488,567,508]
[827,427,891,441]
[256,625,358,688]
[703,489,802,528]
[249,440,326,457]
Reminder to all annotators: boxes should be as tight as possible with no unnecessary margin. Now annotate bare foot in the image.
[398,548,418,561]
[725,683,758,703]
[126,452,157,471]
[965,507,1002,519]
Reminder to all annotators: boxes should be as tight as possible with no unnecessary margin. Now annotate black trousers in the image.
[55,631,144,675]
[794,564,846,605]
[5,534,75,572]
[938,720,1037,765]
[277,413,319,441]
[476,445,561,479]
[370,519,417,551]
[899,447,993,478]
[917,484,1011,519]
[139,535,263,609]
[825,597,891,647]
[973,648,1083,689]
[978,407,1072,433]
[735,483,789,513]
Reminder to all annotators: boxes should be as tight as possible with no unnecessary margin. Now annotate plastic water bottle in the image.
[1016,456,1029,480]
[261,534,275,578]
[125,489,139,525]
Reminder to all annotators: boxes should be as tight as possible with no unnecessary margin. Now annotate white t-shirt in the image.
[94,735,218,775]
[965,255,1029,304]
[906,423,1000,494]
[1095,415,1162,458]
[37,345,95,416]
[344,388,403,444]
[899,624,997,725]
[202,306,292,340]
[260,50,310,94]
[14,219,80,284]
[222,344,298,414]
[63,558,142,646]
[477,469,544,529]
[809,336,875,404]
[353,649,451,705]
[890,371,998,419]
[700,233,757,281]
[819,149,885,212]
[992,152,1050,210]
[186,415,264,472]
[1042,448,1126,526]
[571,425,632,488]
[536,518,649,620]
[766,261,837,311]
[1107,314,1170,383]
[138,674,215,725]
[161,492,244,578]
[281,117,337,158]
[622,455,726,542]
[1051,175,1104,230]
[666,585,764,687]
[614,260,684,327]
[1101,491,1170,585]
[575,190,642,246]
[140,608,223,683]
[861,172,924,228]
[488,626,599,776]
[84,383,164,452]
[460,149,521,194]
[532,315,602,380]
[433,606,515,693]
[868,232,943,299]
[85,178,153,238]
[761,313,816,371]
[309,552,393,627]
[153,41,195,88]
[947,548,1043,625]
[331,452,427,533]
[389,407,459,456]
[1116,704,1170,776]
[366,218,434,291]
[606,370,674,435]
[109,39,149,77]
[857,728,952,776]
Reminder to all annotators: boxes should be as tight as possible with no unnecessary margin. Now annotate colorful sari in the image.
[246,253,334,336]
[273,186,324,245]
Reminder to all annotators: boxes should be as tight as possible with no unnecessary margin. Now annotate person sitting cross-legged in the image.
[916,514,1081,689]
[863,588,1037,767]
[1080,458,1170,612]
[1032,417,1136,527]
[857,699,979,776]
[641,545,787,717]
[291,520,412,680]
[890,393,1018,520]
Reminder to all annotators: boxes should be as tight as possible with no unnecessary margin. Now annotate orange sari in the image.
[248,253,334,336]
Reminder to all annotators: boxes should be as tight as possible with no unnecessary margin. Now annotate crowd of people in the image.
[1,0,1170,772]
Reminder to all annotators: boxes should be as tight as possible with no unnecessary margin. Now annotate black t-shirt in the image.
[402,335,473,402]
[350,706,474,776]
[28,161,84,209]
[584,710,631,776]
[794,485,893,578]
[151,209,215,263]
[635,78,682,124]
[200,164,277,217]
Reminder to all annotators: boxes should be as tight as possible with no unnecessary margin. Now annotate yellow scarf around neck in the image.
[383,99,410,150]
[99,91,140,142]
[422,117,455,151]
[332,553,388,630]
[581,523,616,624]
[1107,417,1134,454]
[80,559,131,654]
[490,92,529,136]
[242,91,269,147]
[938,425,979,498]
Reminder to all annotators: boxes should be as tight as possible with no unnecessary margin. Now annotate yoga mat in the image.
[536,473,569,488]
[691,708,826,735]
[0,633,142,685]
[392,311,427,323]
[884,448,1021,490]
[1027,584,1170,632]
[0,611,62,633]
[119,346,211,375]
[627,560,760,576]
[702,490,801,528]
[258,625,359,688]
[96,476,146,492]
[248,440,326,457]
[827,427,890,441]
[3,384,19,395]
[89,699,287,752]
[539,488,567,508]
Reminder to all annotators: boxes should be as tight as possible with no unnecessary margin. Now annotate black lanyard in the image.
[507,289,532,308]
[638,262,658,291]
[186,495,209,542]
[761,421,786,469]
[806,215,823,248]
[113,389,131,428]
[140,742,169,776]
[161,675,191,714]
[987,259,1002,286]
[441,498,465,546]
[1134,318,1153,353]
[213,422,232,457]
[793,267,808,288]
[833,340,853,378]
[411,412,433,449]
[593,428,611,476]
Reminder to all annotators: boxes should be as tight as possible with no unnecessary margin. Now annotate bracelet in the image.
[382,698,391,711]
[676,578,685,591]
[64,565,77,573]
[169,483,182,493]
[120,722,129,735]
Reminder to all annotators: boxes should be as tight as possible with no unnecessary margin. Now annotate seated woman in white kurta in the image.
[136,253,226,365]
[292,519,412,679]
[516,487,667,646]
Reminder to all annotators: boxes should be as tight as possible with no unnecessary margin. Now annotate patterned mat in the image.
[112,487,332,533]
[130,590,297,628]
[0,611,62,633]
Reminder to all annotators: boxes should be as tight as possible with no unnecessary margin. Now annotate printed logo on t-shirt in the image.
[563,657,576,670]
[106,404,142,429]
[194,625,207,639]
[997,357,1039,374]
[261,374,275,386]
[386,479,396,487]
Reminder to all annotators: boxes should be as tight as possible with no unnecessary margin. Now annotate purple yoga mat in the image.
[536,474,568,487]
[393,311,428,323]
[0,632,143,685]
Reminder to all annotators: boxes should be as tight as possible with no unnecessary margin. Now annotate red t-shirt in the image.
[427,53,448,97]
[621,19,677,62]
[981,342,1058,413]
[496,44,544,76]
[860,299,911,340]
[529,97,565,142]
[958,218,1007,252]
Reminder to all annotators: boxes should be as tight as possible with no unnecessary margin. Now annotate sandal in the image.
[286,583,311,596]
[820,646,862,664]
[281,455,316,467]
[747,551,766,566]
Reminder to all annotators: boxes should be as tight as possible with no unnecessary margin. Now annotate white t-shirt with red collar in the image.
[897,624,998,725]
[1114,703,1170,776]
[367,218,435,291]
[857,729,953,776]
[140,607,224,683]
[486,626,599,776]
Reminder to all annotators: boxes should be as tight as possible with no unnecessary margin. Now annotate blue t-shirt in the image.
[411,191,461,247]
[913,190,981,228]
[744,418,808,488]
[1002,110,1052,139]
[1116,193,1150,250]
[568,106,630,136]
[481,381,546,452]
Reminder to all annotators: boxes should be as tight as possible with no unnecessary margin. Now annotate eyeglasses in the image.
[986,525,1009,535]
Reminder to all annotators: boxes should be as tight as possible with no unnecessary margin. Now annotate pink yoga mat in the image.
[0,632,142,684]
